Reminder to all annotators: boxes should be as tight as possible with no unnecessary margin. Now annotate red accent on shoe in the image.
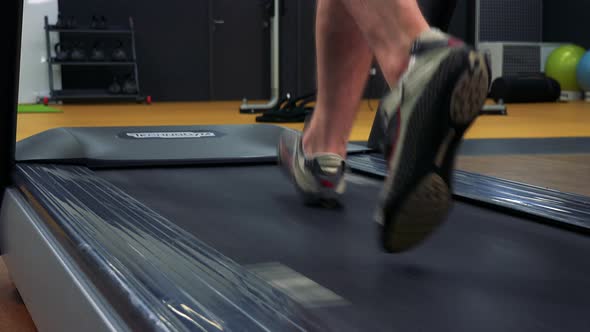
[387,108,402,169]
[320,180,335,188]
[448,38,464,47]
[279,142,293,168]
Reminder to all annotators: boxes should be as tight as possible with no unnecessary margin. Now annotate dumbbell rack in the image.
[40,15,150,105]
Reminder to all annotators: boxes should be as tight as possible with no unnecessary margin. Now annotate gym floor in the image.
[15,100,590,141]
[3,99,590,331]
[15,99,590,196]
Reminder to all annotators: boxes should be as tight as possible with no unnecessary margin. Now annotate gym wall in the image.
[19,0,60,103]
[53,0,470,102]
[543,0,590,48]
[57,0,211,101]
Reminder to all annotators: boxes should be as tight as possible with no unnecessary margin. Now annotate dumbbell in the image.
[111,41,128,61]
[54,43,70,61]
[70,42,87,61]
[108,77,122,94]
[122,74,138,95]
[55,14,66,29]
[90,15,107,29]
[66,16,77,29]
[55,14,77,29]
[90,42,106,61]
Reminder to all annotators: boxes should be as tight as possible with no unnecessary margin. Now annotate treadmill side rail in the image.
[347,153,590,232]
[0,189,129,332]
[12,164,327,332]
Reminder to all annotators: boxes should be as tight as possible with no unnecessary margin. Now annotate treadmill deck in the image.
[9,125,590,331]
[95,164,590,332]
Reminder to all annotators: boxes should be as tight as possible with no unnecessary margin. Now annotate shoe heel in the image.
[383,172,451,253]
[450,51,490,128]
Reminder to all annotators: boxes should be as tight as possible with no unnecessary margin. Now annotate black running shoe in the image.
[375,29,490,253]
[278,129,347,207]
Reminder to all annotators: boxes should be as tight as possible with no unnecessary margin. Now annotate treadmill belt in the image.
[97,165,590,332]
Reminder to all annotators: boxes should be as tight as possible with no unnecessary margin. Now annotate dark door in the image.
[209,0,270,100]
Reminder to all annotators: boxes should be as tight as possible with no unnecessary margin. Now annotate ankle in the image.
[374,24,430,87]
[302,126,348,159]
[379,53,411,87]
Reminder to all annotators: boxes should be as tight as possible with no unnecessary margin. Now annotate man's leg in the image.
[303,0,430,158]
[304,0,461,160]
[337,0,489,252]
[302,0,374,159]
[278,0,374,205]
[280,0,489,252]
[337,0,428,87]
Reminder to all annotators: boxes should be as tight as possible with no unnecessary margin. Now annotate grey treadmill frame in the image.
[4,142,590,332]
[6,162,326,332]
[0,189,129,332]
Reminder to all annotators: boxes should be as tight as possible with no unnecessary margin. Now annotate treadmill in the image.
[3,3,590,332]
[5,124,590,332]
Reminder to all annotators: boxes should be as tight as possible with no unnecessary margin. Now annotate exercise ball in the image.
[577,50,590,92]
[545,44,586,91]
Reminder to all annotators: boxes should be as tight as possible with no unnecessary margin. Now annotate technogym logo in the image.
[118,130,223,139]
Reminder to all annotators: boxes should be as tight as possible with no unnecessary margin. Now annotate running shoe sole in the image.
[380,47,490,253]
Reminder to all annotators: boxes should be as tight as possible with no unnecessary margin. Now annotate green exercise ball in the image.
[545,44,586,91]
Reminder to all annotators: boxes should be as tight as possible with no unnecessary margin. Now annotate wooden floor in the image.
[4,99,590,331]
[16,100,590,142]
[0,260,35,332]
